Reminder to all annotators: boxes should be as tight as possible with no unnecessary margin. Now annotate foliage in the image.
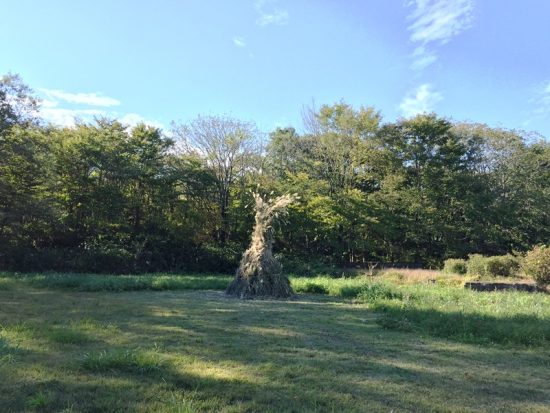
[466,254,488,276]
[1,74,549,273]
[172,115,261,245]
[442,258,467,275]
[523,245,550,286]
[484,255,521,277]
[466,254,521,277]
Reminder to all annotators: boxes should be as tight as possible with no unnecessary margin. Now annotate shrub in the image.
[442,258,467,275]
[523,246,550,286]
[485,255,520,277]
[466,254,520,277]
[466,254,487,276]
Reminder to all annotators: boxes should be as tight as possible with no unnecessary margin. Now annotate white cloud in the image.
[40,108,106,127]
[39,88,121,107]
[255,0,289,26]
[233,36,246,47]
[118,113,165,130]
[40,99,59,108]
[406,0,474,70]
[399,84,443,117]
[38,89,164,130]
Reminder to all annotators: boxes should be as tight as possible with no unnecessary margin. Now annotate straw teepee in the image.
[226,193,295,299]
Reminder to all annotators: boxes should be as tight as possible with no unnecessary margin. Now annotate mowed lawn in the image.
[1,279,550,412]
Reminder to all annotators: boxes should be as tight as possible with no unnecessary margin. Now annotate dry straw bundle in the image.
[226,193,295,299]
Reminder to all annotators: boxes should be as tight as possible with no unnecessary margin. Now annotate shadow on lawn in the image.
[2,289,550,412]
[373,303,550,347]
[119,291,550,411]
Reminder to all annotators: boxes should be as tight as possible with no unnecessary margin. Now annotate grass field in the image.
[1,271,549,412]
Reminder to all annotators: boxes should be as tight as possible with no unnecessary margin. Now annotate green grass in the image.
[292,275,379,297]
[47,327,91,344]
[0,276,549,412]
[291,275,550,347]
[81,349,163,373]
[369,283,550,346]
[2,271,549,346]
[25,391,53,409]
[0,271,232,292]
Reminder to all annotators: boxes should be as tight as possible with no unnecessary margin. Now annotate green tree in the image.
[173,115,261,245]
[303,102,382,193]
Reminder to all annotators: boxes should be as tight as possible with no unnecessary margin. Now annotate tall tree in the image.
[0,73,39,134]
[376,114,490,263]
[173,115,260,245]
[303,102,382,193]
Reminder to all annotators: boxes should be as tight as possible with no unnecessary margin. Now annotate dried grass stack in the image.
[226,193,295,299]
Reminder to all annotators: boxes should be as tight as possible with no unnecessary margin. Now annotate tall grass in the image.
[81,349,162,373]
[292,275,550,346]
[1,272,232,292]
[368,284,550,346]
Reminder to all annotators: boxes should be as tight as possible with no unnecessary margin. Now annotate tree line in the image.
[1,74,549,273]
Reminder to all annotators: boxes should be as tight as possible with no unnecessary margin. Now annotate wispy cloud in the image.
[39,88,121,107]
[533,81,550,115]
[406,0,474,70]
[255,0,289,26]
[233,36,246,47]
[410,46,437,71]
[525,81,550,124]
[399,84,443,117]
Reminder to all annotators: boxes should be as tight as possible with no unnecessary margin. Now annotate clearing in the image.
[0,277,549,412]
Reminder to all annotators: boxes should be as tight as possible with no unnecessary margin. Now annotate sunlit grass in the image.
[81,349,163,373]
[1,282,549,412]
[291,275,550,346]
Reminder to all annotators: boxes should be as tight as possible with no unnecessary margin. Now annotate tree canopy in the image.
[1,74,548,273]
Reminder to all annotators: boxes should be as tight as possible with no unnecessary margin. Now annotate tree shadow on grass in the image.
[114,291,550,412]
[373,303,550,347]
[2,288,550,412]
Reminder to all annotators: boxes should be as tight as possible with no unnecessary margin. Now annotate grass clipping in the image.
[226,193,295,299]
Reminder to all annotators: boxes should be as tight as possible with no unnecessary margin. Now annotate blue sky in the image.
[2,0,550,137]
